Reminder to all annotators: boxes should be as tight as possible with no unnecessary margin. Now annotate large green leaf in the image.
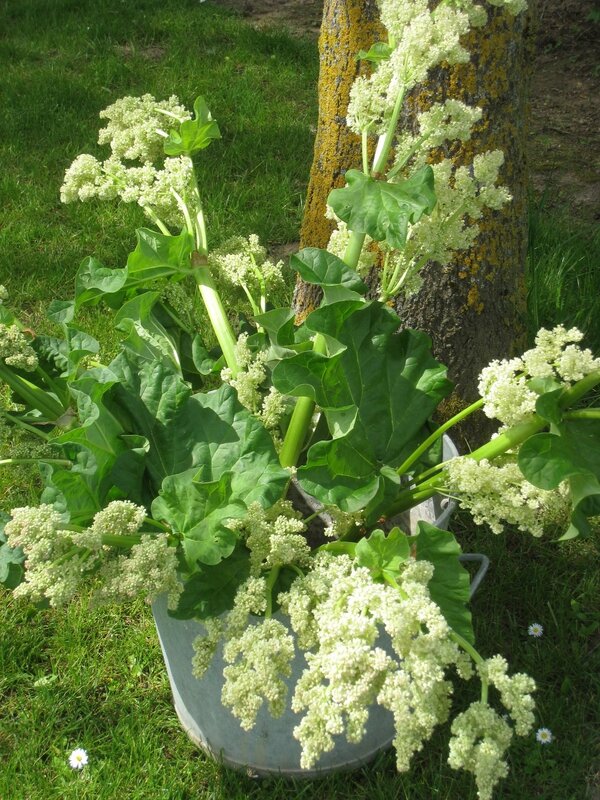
[355,527,410,583]
[290,248,367,304]
[327,166,436,249]
[519,420,600,539]
[74,257,128,308]
[152,471,244,567]
[169,544,251,619]
[125,228,194,286]
[273,301,451,513]
[114,292,182,373]
[413,522,474,644]
[73,229,193,312]
[163,96,221,157]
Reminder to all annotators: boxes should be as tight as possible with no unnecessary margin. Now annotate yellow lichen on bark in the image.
[299,0,384,252]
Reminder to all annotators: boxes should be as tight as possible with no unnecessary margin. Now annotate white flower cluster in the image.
[417,99,483,151]
[0,285,9,302]
[447,657,534,799]
[478,325,600,426]
[232,500,310,575]
[444,456,569,535]
[348,0,526,137]
[98,93,191,163]
[5,504,88,606]
[348,3,472,135]
[378,151,511,298]
[192,575,296,727]
[0,323,38,372]
[209,234,285,304]
[282,554,463,771]
[322,506,364,540]
[61,152,196,228]
[478,655,536,735]
[221,333,286,433]
[221,618,295,729]
[94,533,182,608]
[60,94,199,228]
[448,701,512,800]
[5,500,180,607]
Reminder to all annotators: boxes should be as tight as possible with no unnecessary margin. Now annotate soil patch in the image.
[209,0,600,223]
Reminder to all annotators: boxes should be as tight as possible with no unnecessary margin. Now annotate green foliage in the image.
[163,95,221,157]
[273,301,451,516]
[355,527,410,582]
[413,522,474,644]
[519,420,600,540]
[328,166,436,249]
[290,247,367,303]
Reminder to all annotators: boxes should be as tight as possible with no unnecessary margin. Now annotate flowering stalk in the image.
[0,410,51,441]
[395,398,485,477]
[191,252,240,378]
[0,458,72,468]
[280,85,406,468]
[0,363,66,422]
[278,334,327,467]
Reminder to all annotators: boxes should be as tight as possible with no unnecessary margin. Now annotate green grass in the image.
[0,0,317,313]
[1,1,599,798]
[526,196,600,351]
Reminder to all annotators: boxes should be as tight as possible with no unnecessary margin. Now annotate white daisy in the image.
[528,623,544,638]
[536,727,553,745]
[68,748,89,769]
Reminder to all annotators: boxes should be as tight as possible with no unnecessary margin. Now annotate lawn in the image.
[0,1,598,799]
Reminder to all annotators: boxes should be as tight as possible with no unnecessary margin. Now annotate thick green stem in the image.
[265,566,281,618]
[449,631,488,704]
[563,408,600,420]
[143,205,171,236]
[317,541,357,556]
[0,364,65,421]
[343,231,367,271]
[278,334,327,468]
[388,416,547,516]
[100,533,144,549]
[0,410,51,441]
[0,458,72,468]
[191,253,239,377]
[558,370,600,407]
[396,399,485,477]
[372,87,406,175]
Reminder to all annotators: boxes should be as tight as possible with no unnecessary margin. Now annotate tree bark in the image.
[295,0,383,319]
[298,2,534,445]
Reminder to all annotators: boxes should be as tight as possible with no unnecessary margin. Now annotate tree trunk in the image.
[394,7,533,445]
[298,2,534,445]
[295,0,383,319]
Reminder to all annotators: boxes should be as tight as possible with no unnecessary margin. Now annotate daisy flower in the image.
[536,727,553,745]
[528,622,543,638]
[68,748,89,769]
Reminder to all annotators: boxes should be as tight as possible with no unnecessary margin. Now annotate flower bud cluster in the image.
[283,554,462,771]
[60,94,198,228]
[209,234,285,302]
[221,618,295,729]
[478,325,600,426]
[4,500,180,608]
[221,333,286,433]
[97,93,191,163]
[0,324,38,372]
[229,500,310,575]
[448,701,513,800]
[444,455,569,536]
[376,151,511,298]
